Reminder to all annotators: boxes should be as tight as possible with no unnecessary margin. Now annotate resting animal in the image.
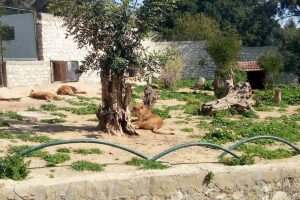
[57,85,87,95]
[29,90,60,102]
[132,103,174,135]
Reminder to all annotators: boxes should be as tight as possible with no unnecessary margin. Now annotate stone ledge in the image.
[1,161,300,199]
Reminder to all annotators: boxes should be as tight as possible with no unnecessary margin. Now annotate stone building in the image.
[0,10,298,88]
[1,11,98,87]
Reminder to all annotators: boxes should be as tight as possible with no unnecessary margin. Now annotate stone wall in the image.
[37,13,89,62]
[5,61,51,88]
[1,161,300,199]
[143,39,279,80]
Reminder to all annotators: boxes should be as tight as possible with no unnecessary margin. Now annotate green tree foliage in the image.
[257,52,284,87]
[280,23,300,75]
[159,0,281,46]
[168,12,220,41]
[206,34,242,68]
[49,0,175,136]
[278,0,300,17]
[206,33,243,98]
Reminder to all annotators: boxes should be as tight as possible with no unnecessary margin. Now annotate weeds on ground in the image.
[125,157,170,170]
[0,121,10,127]
[71,161,105,172]
[180,128,194,133]
[0,155,30,180]
[219,155,255,166]
[56,147,71,153]
[0,111,22,120]
[73,148,103,155]
[44,153,71,167]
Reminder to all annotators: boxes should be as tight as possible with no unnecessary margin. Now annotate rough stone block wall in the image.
[37,13,88,62]
[143,40,281,81]
[5,61,51,87]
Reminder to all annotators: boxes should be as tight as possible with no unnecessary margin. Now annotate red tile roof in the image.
[238,61,262,72]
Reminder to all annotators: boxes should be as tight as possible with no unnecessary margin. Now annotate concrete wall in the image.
[1,161,300,199]
[5,61,51,87]
[0,13,38,60]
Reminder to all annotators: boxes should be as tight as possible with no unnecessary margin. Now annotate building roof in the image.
[238,61,262,72]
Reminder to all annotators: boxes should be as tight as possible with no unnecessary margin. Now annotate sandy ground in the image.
[0,82,300,180]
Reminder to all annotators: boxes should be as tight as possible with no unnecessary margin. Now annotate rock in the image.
[272,191,289,200]
[215,193,227,199]
[0,87,22,101]
[232,191,244,199]
[195,76,206,88]
[17,111,61,122]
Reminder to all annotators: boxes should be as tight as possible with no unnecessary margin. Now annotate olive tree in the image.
[49,0,175,136]
[206,33,243,98]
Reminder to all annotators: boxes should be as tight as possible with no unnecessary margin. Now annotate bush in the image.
[161,49,184,89]
[257,52,283,88]
[0,155,30,180]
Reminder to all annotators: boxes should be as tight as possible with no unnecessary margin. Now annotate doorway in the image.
[51,61,79,82]
[246,71,265,90]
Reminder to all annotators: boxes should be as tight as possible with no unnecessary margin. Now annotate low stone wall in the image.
[1,161,300,199]
[4,61,100,88]
[5,61,51,88]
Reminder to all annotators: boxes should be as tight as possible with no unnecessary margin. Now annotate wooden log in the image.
[200,82,254,115]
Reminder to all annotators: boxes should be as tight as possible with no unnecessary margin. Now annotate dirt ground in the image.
[0,82,300,180]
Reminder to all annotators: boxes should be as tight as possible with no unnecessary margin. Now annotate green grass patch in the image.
[202,129,240,144]
[0,111,22,120]
[40,104,60,111]
[51,112,67,118]
[0,155,30,180]
[152,108,171,119]
[180,128,194,132]
[56,147,71,153]
[219,155,255,166]
[71,161,105,172]
[73,148,103,155]
[237,145,296,160]
[44,153,71,167]
[16,134,52,143]
[26,107,39,111]
[255,84,300,106]
[0,121,10,127]
[125,157,170,170]
[8,145,48,158]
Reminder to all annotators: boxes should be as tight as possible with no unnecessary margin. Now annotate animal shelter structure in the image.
[0,9,98,88]
[0,7,298,88]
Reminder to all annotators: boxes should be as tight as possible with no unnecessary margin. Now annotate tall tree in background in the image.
[0,4,9,87]
[159,0,281,46]
[50,0,175,136]
[280,20,300,78]
[278,0,300,17]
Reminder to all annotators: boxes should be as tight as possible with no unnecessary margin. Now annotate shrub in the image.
[0,155,30,180]
[161,49,184,89]
[257,52,283,88]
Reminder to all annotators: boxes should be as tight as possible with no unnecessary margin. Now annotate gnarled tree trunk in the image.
[96,68,138,136]
[214,69,234,98]
[201,82,254,115]
[143,85,160,108]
